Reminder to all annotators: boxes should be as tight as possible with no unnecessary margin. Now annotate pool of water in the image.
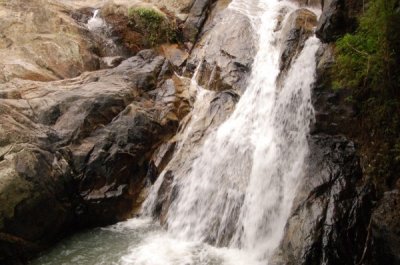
[31,218,260,265]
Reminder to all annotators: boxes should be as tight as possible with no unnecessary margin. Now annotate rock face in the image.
[0,50,190,263]
[316,0,363,42]
[0,0,101,83]
[275,0,400,264]
[182,0,214,42]
[270,0,396,264]
[278,8,318,83]
[0,0,215,84]
[187,8,256,92]
[144,1,257,224]
[271,135,373,265]
[311,44,357,136]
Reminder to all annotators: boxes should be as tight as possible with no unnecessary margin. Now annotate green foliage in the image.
[334,0,398,91]
[334,0,400,133]
[128,7,177,46]
[334,0,400,189]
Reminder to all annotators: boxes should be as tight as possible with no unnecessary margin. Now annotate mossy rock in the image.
[128,6,177,47]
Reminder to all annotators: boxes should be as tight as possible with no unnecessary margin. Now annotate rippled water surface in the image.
[31,218,261,265]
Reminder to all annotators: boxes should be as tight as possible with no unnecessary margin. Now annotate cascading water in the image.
[87,9,105,31]
[31,0,321,264]
[163,0,286,248]
[147,0,320,260]
[86,8,120,56]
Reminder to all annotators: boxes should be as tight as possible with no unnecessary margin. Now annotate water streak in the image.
[87,9,105,31]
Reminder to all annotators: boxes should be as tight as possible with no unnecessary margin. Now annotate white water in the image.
[87,9,105,31]
[165,0,286,250]
[144,0,320,261]
[86,8,120,56]
[32,0,320,264]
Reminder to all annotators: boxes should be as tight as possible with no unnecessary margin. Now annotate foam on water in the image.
[118,220,263,265]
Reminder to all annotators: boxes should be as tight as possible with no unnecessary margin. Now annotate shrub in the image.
[128,7,176,46]
[334,0,398,91]
[333,0,400,189]
[333,0,400,129]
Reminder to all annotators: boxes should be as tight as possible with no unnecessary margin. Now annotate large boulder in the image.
[0,0,101,83]
[0,50,191,263]
[101,3,176,52]
[0,146,75,265]
[316,0,363,42]
[278,8,318,83]
[186,7,256,92]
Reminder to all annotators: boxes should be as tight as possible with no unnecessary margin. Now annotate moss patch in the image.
[128,7,177,47]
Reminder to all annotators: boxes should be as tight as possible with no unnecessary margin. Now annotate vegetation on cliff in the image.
[334,0,400,189]
[128,7,177,46]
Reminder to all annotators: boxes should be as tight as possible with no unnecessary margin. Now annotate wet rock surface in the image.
[144,2,256,224]
[278,8,317,83]
[271,135,374,265]
[146,88,240,225]
[270,0,391,263]
[311,43,357,136]
[281,0,400,264]
[316,0,363,42]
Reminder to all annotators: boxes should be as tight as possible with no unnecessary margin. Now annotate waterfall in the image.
[86,8,120,57]
[32,1,321,264]
[143,0,321,261]
[165,0,285,247]
[87,9,105,31]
